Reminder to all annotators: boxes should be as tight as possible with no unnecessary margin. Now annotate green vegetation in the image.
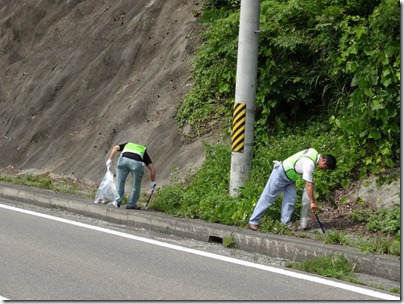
[179,0,399,178]
[0,0,398,294]
[153,120,338,225]
[287,254,400,293]
[0,174,93,198]
[286,255,359,283]
[0,0,398,257]
[154,0,400,253]
[350,205,400,235]
[151,123,399,249]
[223,234,236,248]
[0,0,398,262]
[324,230,350,246]
[356,234,400,256]
[389,287,400,294]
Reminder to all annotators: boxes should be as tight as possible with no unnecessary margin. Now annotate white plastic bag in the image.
[94,168,119,204]
[299,186,311,229]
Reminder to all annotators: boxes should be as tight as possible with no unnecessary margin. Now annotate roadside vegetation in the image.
[153,0,400,254]
[0,173,95,198]
[0,0,398,258]
[0,0,399,295]
[286,254,400,293]
[286,255,360,284]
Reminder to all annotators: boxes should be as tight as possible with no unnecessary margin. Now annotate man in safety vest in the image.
[248,148,336,231]
[106,142,156,209]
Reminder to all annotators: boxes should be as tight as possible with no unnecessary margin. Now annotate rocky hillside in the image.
[0,0,218,187]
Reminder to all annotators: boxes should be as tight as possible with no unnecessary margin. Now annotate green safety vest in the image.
[282,148,318,181]
[122,142,147,159]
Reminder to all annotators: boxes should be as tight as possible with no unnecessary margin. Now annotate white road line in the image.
[0,203,400,301]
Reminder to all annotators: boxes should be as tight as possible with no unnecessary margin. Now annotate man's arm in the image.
[305,181,317,213]
[147,163,156,183]
[108,145,120,161]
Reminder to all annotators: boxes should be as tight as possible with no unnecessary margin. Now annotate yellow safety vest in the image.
[122,142,146,159]
[282,148,318,181]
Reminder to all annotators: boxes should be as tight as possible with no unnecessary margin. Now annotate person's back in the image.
[106,142,156,209]
[248,148,336,231]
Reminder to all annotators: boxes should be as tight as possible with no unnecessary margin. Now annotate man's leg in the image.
[127,161,145,208]
[116,157,130,206]
[248,166,283,227]
[281,182,297,226]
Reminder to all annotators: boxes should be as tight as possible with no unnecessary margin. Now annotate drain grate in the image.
[208,235,223,244]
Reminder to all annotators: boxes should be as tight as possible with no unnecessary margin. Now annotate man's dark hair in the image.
[323,154,337,170]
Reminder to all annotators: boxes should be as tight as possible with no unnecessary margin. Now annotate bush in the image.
[153,119,341,228]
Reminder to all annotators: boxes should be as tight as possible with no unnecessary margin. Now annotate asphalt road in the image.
[0,199,397,301]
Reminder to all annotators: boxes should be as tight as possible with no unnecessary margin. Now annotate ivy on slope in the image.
[154,0,400,243]
[177,0,400,183]
[329,0,400,182]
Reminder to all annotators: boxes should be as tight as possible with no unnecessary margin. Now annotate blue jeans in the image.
[116,156,145,207]
[249,163,297,226]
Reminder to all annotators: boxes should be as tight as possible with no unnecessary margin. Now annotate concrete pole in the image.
[229,0,260,197]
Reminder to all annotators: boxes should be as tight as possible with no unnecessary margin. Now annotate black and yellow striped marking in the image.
[231,103,246,152]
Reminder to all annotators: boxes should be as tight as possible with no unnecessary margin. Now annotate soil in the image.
[0,0,221,190]
[304,199,374,237]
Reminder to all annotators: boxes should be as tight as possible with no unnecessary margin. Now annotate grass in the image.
[0,172,400,294]
[223,234,236,248]
[324,230,351,246]
[1,172,399,257]
[286,255,400,294]
[286,255,358,281]
[0,173,95,198]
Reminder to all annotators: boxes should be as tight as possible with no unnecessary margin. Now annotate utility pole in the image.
[229,0,260,197]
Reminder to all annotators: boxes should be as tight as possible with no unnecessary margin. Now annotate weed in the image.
[295,233,311,239]
[270,221,294,236]
[0,174,92,198]
[389,287,400,294]
[223,234,235,248]
[366,206,400,235]
[324,230,350,246]
[356,236,376,254]
[286,255,357,281]
[373,236,398,255]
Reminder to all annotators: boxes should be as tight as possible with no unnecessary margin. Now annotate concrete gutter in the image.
[0,182,400,283]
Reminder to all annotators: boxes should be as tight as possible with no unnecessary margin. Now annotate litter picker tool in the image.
[314,212,326,234]
[145,188,155,210]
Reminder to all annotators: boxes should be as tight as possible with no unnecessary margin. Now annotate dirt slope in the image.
[0,0,216,187]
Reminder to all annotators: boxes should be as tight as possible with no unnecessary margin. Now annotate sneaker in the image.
[248,223,259,231]
[113,200,119,208]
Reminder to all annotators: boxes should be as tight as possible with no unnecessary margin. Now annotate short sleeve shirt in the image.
[294,155,318,183]
[118,143,152,166]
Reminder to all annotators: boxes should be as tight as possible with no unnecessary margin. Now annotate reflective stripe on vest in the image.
[282,148,318,181]
[121,142,146,159]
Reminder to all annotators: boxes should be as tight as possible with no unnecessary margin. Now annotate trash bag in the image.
[94,168,119,205]
[299,186,312,229]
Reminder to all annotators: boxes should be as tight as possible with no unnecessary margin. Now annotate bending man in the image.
[106,142,156,209]
[248,148,336,231]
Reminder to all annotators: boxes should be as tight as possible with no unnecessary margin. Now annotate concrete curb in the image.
[0,182,400,282]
